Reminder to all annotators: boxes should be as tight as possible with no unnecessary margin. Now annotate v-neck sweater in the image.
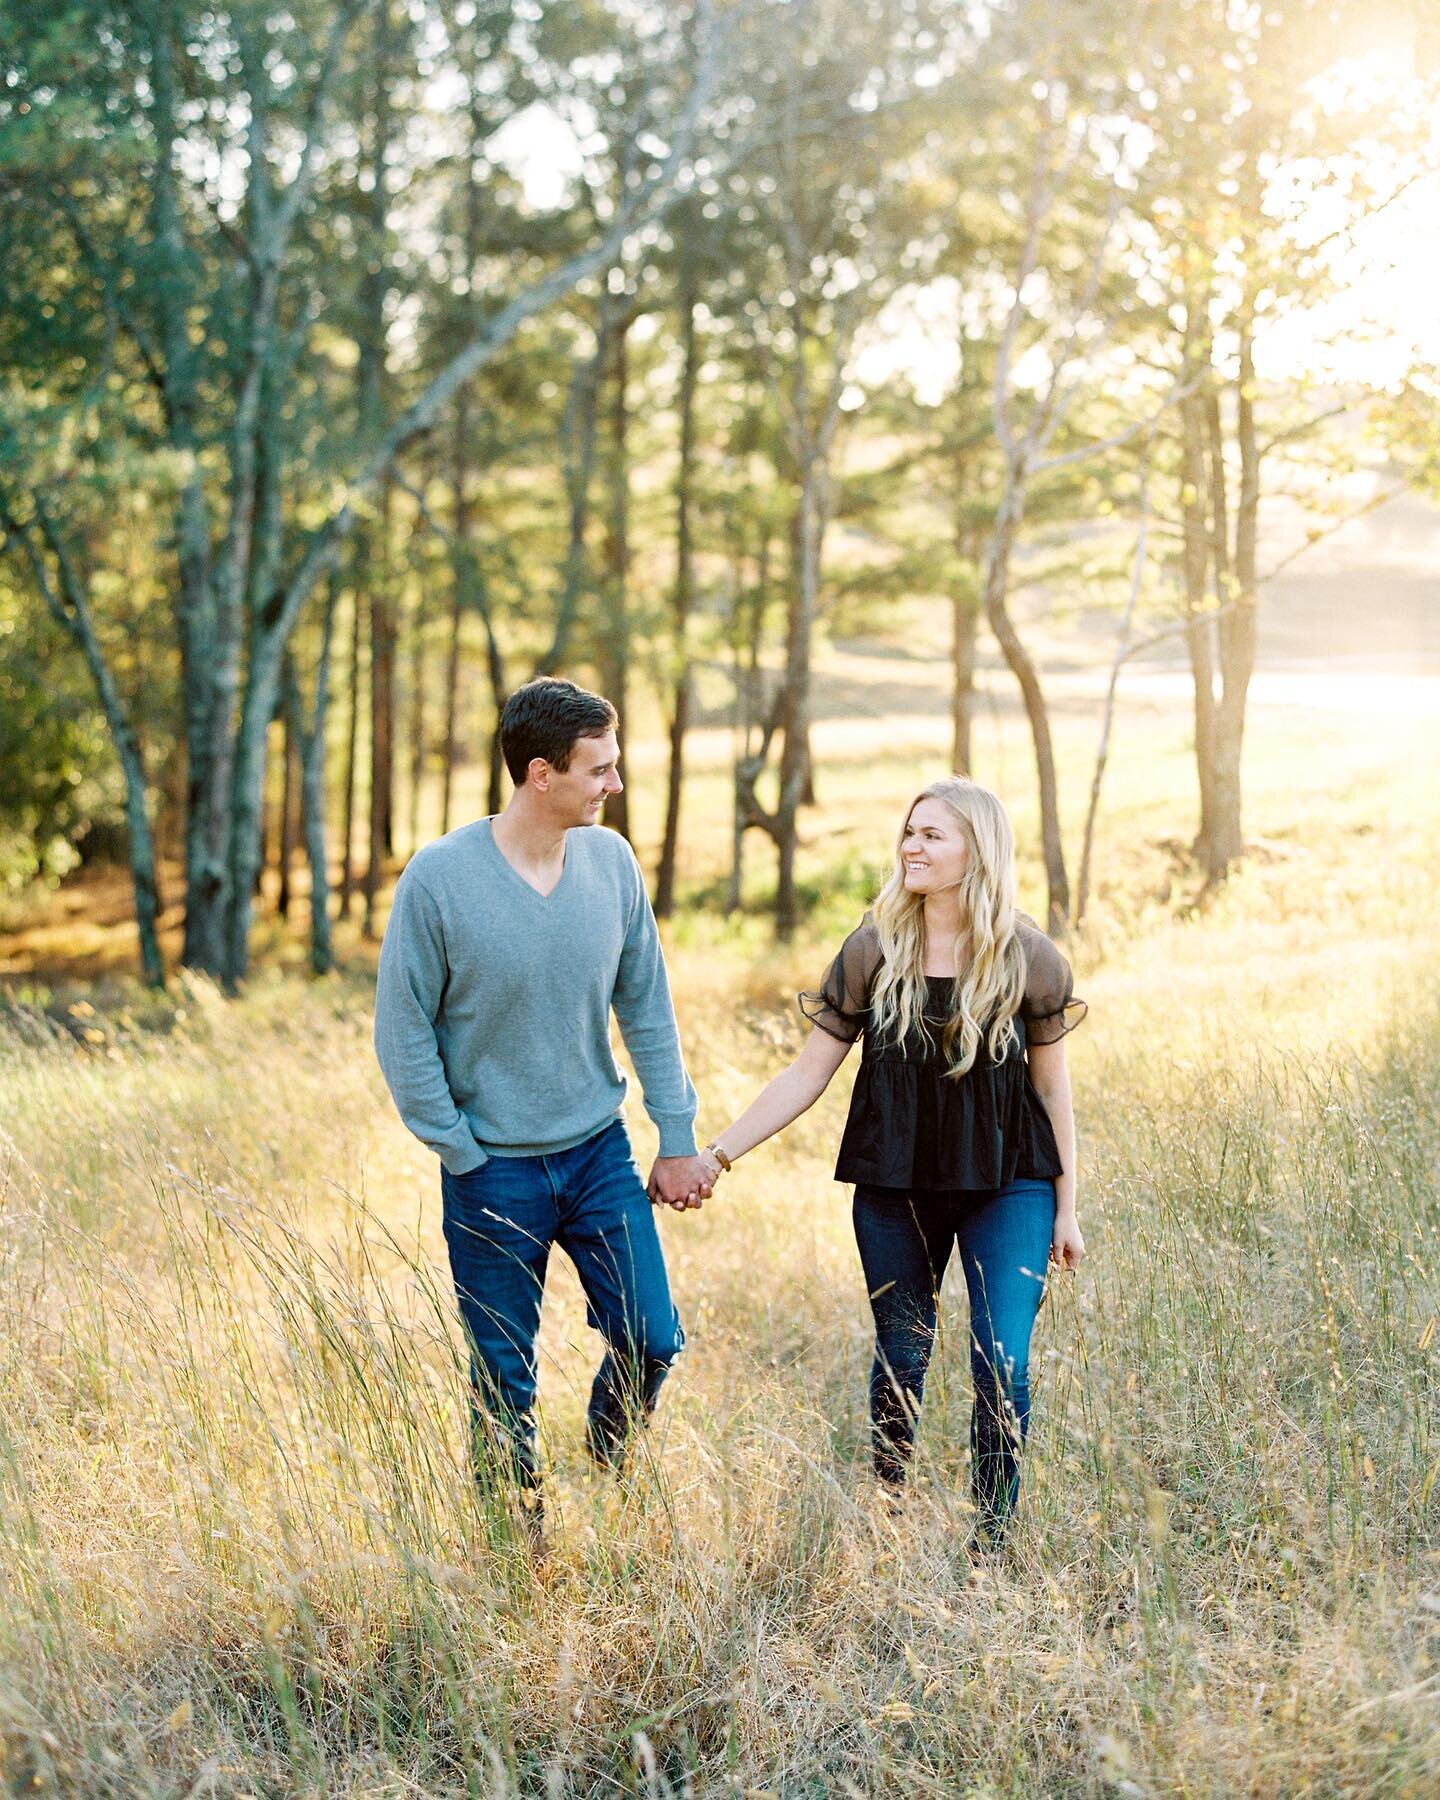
[374,818,698,1173]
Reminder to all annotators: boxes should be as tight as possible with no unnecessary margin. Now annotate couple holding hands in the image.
[375,677,1085,1554]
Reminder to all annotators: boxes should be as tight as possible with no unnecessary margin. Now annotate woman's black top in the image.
[799,915,1086,1192]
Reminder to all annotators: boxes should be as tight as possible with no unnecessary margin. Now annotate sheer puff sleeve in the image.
[798,918,883,1044]
[1018,918,1088,1047]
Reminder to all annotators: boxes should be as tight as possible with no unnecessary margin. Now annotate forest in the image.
[3,0,1435,982]
[2,6,1438,1794]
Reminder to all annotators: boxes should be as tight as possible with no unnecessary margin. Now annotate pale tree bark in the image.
[1075,458,1150,926]
[277,653,301,920]
[439,399,468,839]
[189,10,360,976]
[361,7,397,934]
[655,269,700,917]
[951,577,979,775]
[979,92,1195,935]
[1206,289,1259,881]
[45,1,720,987]
[947,324,992,776]
[774,394,838,937]
[601,299,634,842]
[738,272,857,936]
[338,580,362,918]
[215,13,723,984]
[472,301,612,811]
[980,482,1070,932]
[365,482,396,939]
[1180,332,1220,862]
[291,573,339,974]
[407,566,426,855]
[0,488,165,986]
[728,524,772,913]
[138,2,218,966]
[440,92,488,837]
[392,467,511,824]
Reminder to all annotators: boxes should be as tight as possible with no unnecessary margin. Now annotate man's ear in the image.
[527,757,551,793]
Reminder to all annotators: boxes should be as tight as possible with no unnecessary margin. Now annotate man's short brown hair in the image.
[500,678,618,786]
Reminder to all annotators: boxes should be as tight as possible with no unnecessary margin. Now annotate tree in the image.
[0,0,725,985]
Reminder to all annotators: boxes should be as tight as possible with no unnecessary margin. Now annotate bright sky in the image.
[490,40,1440,403]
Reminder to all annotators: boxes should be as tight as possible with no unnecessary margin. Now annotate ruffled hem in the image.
[1025,996,1088,1047]
[798,987,866,1044]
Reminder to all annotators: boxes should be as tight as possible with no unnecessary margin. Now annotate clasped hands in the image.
[647,1147,725,1212]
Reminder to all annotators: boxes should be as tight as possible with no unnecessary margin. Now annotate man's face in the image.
[535,728,623,827]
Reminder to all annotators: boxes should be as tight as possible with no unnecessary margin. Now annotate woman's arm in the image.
[1026,1037,1086,1270]
[702,1027,855,1176]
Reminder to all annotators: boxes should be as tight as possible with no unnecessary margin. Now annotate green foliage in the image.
[0,595,122,888]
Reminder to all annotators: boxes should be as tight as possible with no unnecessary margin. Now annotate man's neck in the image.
[490,793,569,872]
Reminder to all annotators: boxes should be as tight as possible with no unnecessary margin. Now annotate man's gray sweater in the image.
[373,818,699,1174]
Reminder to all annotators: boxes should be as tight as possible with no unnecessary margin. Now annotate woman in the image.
[695,777,1085,1549]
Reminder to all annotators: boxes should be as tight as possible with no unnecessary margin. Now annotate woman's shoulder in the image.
[846,911,882,953]
[826,912,883,981]
[1013,910,1059,955]
[1013,912,1071,996]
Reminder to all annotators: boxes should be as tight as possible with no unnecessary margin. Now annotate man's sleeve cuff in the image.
[655,1116,699,1158]
[439,1140,489,1175]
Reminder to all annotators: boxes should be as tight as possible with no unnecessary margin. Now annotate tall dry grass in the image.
[1,717,1438,1795]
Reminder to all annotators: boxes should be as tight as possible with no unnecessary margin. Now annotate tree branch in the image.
[265,1,723,654]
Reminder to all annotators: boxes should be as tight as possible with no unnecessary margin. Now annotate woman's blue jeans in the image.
[439,1119,684,1493]
[852,1177,1055,1540]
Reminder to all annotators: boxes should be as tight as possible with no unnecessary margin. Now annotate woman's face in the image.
[900,798,970,896]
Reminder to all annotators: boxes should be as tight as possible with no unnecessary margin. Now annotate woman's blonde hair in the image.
[870,777,1026,1077]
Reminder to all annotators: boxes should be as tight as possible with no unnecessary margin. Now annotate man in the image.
[374,677,713,1538]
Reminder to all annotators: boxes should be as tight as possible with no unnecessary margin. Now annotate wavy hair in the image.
[870,777,1026,1077]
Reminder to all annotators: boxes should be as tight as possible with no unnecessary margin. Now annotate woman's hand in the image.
[1051,1210,1086,1272]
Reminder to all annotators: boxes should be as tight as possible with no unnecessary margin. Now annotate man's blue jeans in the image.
[439,1119,684,1492]
[852,1177,1055,1540]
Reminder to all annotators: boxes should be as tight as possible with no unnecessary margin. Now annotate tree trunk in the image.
[1076,462,1150,927]
[951,588,978,774]
[297,572,339,974]
[277,654,301,919]
[538,319,608,680]
[601,306,632,841]
[441,96,485,838]
[366,478,395,935]
[2,493,167,987]
[655,278,699,917]
[256,728,274,900]
[982,478,1069,934]
[146,0,216,975]
[171,0,714,989]
[188,33,292,976]
[339,577,362,917]
[1180,365,1220,867]
[441,388,470,837]
[360,5,394,935]
[775,458,825,937]
[728,528,771,912]
[407,558,426,855]
[220,640,285,984]
[1207,298,1259,881]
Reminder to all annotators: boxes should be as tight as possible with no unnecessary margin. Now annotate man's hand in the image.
[647,1154,715,1212]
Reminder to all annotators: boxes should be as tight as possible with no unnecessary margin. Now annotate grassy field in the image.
[1,679,1438,1796]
